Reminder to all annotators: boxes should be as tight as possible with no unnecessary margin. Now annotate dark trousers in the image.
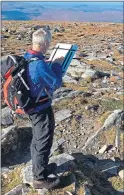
[29,106,55,180]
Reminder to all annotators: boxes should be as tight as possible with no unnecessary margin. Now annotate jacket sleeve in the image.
[37,60,62,90]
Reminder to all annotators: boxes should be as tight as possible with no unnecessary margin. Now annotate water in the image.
[1,2,123,22]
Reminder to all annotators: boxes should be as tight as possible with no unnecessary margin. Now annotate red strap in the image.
[4,66,14,79]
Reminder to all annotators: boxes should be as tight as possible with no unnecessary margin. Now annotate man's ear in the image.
[45,41,47,46]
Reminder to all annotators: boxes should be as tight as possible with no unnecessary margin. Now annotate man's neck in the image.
[32,45,44,54]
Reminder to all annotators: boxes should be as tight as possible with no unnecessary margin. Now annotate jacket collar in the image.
[28,50,45,59]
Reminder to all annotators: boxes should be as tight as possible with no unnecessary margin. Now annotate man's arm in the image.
[37,60,62,90]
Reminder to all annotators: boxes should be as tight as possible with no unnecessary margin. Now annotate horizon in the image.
[2,1,123,22]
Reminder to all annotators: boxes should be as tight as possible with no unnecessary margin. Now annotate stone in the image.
[2,107,14,126]
[81,69,110,79]
[37,188,48,195]
[67,90,84,98]
[50,138,65,156]
[63,75,77,84]
[2,27,8,32]
[5,184,22,195]
[33,25,41,30]
[53,87,73,99]
[1,125,16,140]
[55,109,72,123]
[99,145,108,154]
[84,185,92,195]
[85,105,99,112]
[22,153,76,186]
[119,170,124,180]
[102,110,123,130]
[70,59,81,67]
[67,67,85,78]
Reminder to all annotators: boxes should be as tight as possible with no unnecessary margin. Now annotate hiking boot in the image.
[33,177,60,189]
[45,163,57,177]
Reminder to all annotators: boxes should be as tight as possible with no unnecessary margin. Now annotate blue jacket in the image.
[24,50,62,114]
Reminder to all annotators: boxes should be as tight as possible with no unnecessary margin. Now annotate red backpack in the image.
[1,55,49,114]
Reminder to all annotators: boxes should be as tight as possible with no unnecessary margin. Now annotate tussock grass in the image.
[2,166,23,194]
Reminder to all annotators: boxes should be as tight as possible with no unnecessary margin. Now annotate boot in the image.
[33,177,60,189]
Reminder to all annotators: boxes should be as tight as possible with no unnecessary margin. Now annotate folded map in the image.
[48,43,78,76]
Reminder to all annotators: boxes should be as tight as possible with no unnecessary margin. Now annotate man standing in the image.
[24,28,63,189]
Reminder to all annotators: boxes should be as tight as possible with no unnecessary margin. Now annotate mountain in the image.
[1,2,123,22]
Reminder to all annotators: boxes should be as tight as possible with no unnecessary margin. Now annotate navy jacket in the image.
[24,50,62,114]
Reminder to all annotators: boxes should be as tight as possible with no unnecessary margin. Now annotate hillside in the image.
[1,21,124,195]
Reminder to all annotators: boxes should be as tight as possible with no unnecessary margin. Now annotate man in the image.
[24,28,63,189]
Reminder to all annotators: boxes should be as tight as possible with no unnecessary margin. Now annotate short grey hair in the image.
[32,28,51,46]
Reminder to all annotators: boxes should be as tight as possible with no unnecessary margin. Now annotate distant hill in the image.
[1,2,123,22]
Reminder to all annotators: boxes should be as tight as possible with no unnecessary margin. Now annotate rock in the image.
[22,153,76,186]
[53,87,73,99]
[99,145,108,154]
[1,125,16,140]
[63,75,78,84]
[2,107,14,126]
[5,184,22,195]
[37,188,48,195]
[49,153,76,176]
[67,67,85,78]
[1,35,9,39]
[41,25,51,31]
[2,27,8,32]
[85,105,99,112]
[50,138,65,156]
[67,90,84,98]
[70,59,81,67]
[84,185,92,195]
[1,126,18,161]
[102,110,123,130]
[16,34,23,40]
[65,191,73,195]
[55,109,72,123]
[53,26,60,32]
[81,69,110,80]
[33,25,41,30]
[119,170,124,180]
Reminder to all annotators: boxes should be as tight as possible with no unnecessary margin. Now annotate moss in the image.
[98,111,112,125]
[27,188,38,195]
[101,98,123,112]
[109,176,124,191]
[2,166,23,194]
[63,82,88,92]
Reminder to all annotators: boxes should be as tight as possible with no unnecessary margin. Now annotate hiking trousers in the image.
[29,106,55,180]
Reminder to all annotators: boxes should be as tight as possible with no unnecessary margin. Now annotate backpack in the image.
[1,55,49,114]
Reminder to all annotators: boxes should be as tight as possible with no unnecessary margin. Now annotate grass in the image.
[1,166,23,195]
[100,98,123,112]
[109,176,124,191]
[98,111,112,125]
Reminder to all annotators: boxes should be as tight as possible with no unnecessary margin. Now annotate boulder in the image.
[22,153,76,186]
[99,145,108,154]
[2,107,14,126]
[119,170,124,180]
[55,109,72,123]
[63,75,78,84]
[1,125,16,140]
[4,184,22,195]
[81,69,110,80]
